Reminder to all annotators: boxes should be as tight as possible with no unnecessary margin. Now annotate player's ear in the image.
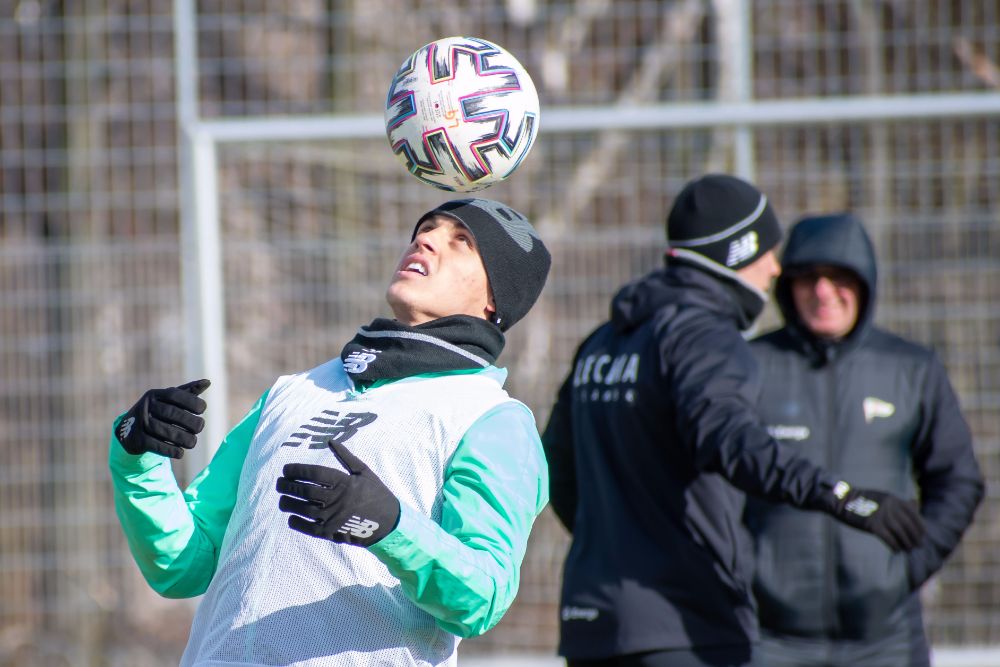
[485,289,498,325]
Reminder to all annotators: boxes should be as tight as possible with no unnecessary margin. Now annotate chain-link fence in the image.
[2,1,999,664]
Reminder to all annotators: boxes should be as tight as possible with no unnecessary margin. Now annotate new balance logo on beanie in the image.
[726,231,760,267]
[666,174,783,272]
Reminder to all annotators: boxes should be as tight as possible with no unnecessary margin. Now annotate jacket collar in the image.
[610,257,766,334]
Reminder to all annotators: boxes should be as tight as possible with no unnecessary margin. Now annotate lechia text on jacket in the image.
[572,353,640,404]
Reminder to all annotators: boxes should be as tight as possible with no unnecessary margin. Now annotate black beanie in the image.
[666,174,783,272]
[414,198,551,331]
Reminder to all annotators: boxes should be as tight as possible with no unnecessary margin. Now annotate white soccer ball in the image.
[384,36,540,192]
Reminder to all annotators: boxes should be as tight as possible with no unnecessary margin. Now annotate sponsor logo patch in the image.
[561,606,599,622]
[767,424,810,441]
[863,396,895,423]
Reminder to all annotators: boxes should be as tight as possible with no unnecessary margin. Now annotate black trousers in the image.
[750,626,930,667]
[567,645,753,667]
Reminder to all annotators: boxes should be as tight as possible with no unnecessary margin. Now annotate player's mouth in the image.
[399,256,429,277]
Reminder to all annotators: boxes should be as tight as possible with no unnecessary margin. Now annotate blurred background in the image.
[2,0,999,665]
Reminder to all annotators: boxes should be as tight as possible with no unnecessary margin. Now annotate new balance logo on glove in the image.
[118,416,136,440]
[845,496,880,517]
[833,481,880,517]
[820,479,925,552]
[338,516,379,538]
[277,439,400,547]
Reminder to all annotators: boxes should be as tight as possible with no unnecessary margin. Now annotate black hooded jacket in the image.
[543,259,844,658]
[745,213,984,641]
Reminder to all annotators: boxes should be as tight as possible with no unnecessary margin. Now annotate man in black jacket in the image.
[744,212,984,667]
[542,174,926,667]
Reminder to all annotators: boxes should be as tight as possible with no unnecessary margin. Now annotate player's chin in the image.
[385,294,437,326]
[385,280,416,309]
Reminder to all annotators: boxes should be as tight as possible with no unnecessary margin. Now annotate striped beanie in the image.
[414,198,551,332]
[666,174,782,271]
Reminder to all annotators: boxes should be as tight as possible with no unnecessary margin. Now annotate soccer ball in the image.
[384,36,540,192]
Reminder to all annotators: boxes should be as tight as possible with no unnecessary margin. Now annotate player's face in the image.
[736,248,781,293]
[790,265,861,339]
[386,215,496,326]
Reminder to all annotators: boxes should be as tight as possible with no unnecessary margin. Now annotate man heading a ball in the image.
[110,198,551,666]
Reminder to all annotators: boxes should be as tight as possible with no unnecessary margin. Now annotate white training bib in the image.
[182,360,512,666]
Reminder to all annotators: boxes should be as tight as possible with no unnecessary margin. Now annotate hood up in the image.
[775,212,878,363]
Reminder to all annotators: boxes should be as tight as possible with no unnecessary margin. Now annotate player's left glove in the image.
[276,439,400,547]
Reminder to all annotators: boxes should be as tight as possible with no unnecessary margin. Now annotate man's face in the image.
[790,265,861,339]
[736,249,782,293]
[385,215,495,326]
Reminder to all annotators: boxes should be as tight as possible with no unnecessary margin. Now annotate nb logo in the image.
[726,231,759,267]
[338,515,379,538]
[343,349,379,374]
[118,416,136,440]
[281,411,378,448]
[845,496,880,517]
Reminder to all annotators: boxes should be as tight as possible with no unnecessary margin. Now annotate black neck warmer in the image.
[340,315,505,389]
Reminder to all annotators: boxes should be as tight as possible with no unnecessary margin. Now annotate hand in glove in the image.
[823,481,925,552]
[116,379,211,459]
[276,439,401,547]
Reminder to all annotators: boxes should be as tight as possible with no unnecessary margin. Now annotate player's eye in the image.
[415,221,436,236]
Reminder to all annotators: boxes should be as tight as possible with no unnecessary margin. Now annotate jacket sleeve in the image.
[368,401,548,638]
[541,372,577,532]
[109,390,268,598]
[667,316,837,506]
[907,354,985,588]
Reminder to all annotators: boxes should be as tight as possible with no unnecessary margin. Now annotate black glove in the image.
[821,481,926,552]
[276,439,401,547]
[116,379,211,459]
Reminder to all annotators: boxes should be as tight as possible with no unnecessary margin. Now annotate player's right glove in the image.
[116,379,211,459]
[818,480,925,552]
[276,439,401,548]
